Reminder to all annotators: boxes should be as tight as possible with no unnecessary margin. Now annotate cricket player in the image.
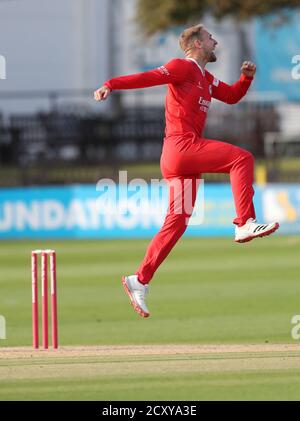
[94,24,279,318]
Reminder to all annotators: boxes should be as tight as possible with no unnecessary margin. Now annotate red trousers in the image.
[136,135,256,284]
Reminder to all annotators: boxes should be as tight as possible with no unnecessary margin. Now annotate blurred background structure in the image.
[0,0,300,239]
[0,0,300,185]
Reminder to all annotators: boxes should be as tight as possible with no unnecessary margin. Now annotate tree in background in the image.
[137,0,300,35]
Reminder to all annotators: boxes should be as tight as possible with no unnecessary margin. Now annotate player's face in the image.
[201,30,218,62]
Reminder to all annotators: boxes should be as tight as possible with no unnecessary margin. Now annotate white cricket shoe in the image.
[122,275,150,318]
[235,218,279,243]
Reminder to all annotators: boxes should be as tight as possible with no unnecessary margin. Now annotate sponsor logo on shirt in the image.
[197,81,203,89]
[158,66,170,76]
[199,97,211,113]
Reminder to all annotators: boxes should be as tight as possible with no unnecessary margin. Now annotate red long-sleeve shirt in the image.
[104,58,253,138]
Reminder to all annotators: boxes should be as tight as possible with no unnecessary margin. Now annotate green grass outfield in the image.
[0,236,300,400]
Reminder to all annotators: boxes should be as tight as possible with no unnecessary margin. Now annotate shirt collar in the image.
[186,58,205,76]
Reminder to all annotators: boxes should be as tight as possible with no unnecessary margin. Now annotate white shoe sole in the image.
[122,276,150,318]
[235,222,280,244]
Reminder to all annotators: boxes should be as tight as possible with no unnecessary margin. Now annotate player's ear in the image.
[194,39,202,50]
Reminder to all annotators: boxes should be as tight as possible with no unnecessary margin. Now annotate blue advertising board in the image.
[260,184,300,235]
[0,183,298,239]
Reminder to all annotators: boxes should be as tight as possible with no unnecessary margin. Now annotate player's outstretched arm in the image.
[210,61,256,105]
[93,59,189,100]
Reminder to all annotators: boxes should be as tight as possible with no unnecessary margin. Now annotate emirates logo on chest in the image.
[198,97,211,113]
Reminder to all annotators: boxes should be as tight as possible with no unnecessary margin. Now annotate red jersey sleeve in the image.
[104,59,189,91]
[206,71,253,104]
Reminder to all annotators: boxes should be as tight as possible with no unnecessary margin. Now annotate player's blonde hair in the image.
[179,24,204,54]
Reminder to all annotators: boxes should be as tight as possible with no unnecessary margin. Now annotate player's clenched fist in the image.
[94,86,111,101]
[241,61,256,78]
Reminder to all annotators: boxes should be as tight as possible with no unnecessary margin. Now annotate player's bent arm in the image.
[211,74,253,104]
[209,61,256,105]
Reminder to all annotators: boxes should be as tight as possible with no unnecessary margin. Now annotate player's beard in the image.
[209,51,217,62]
[204,47,217,63]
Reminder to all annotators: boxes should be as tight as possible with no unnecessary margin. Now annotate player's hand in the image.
[94,86,111,101]
[241,61,256,78]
